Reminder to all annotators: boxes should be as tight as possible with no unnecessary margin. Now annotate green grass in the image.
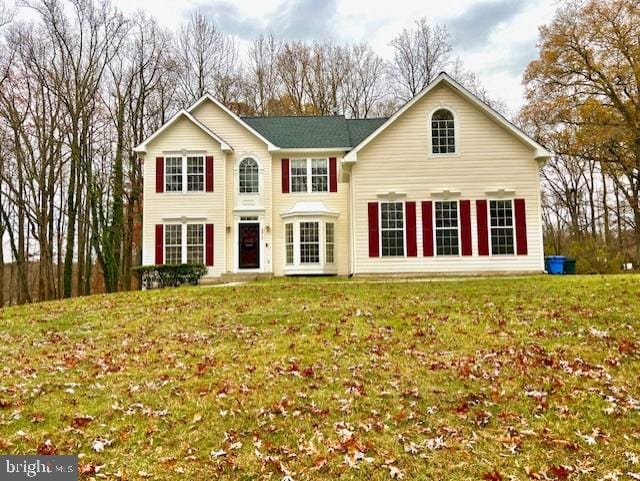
[1,275,639,480]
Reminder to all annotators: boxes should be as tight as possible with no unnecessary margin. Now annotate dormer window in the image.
[431,108,456,154]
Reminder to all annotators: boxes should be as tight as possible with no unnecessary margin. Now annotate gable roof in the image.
[241,115,387,150]
[343,72,551,162]
[133,110,232,153]
[188,93,278,151]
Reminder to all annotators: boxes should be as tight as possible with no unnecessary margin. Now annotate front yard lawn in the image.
[1,275,639,479]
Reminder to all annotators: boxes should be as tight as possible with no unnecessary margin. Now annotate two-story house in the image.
[134,73,551,280]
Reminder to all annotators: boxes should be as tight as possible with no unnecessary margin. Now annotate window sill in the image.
[284,264,337,275]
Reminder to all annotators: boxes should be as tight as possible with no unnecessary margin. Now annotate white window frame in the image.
[164,154,206,193]
[428,107,459,157]
[164,224,182,265]
[289,158,329,193]
[488,199,516,256]
[186,223,205,264]
[285,222,294,265]
[433,200,461,257]
[282,218,337,273]
[325,222,335,264]
[379,201,406,258]
[299,221,321,264]
[164,223,205,265]
[238,157,260,194]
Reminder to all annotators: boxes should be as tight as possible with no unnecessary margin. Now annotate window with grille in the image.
[239,158,259,193]
[299,221,320,264]
[325,222,334,263]
[431,109,455,154]
[186,224,204,263]
[164,224,182,264]
[165,157,183,192]
[291,159,308,193]
[381,202,404,256]
[490,200,515,255]
[311,158,328,192]
[285,223,294,265]
[435,201,459,256]
[186,156,204,192]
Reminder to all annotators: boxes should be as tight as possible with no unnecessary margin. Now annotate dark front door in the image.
[239,223,260,269]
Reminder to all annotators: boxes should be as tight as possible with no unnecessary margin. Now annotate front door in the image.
[239,223,260,269]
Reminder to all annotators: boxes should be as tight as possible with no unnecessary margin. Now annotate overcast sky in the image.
[24,0,561,113]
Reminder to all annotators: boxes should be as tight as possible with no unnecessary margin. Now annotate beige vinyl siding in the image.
[272,152,350,276]
[352,83,544,274]
[141,116,225,277]
[191,101,273,273]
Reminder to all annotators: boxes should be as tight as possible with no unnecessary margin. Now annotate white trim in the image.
[278,147,350,153]
[432,199,462,258]
[378,200,407,258]
[281,201,339,219]
[342,72,551,163]
[133,110,232,153]
[430,189,460,199]
[428,105,460,158]
[187,93,278,151]
[487,198,517,257]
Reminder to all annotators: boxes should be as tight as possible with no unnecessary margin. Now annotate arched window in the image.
[239,158,259,193]
[431,109,455,154]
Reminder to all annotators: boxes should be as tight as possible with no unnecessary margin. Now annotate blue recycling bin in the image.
[546,255,566,275]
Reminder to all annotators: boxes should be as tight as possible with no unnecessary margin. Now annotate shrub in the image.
[568,239,622,274]
[135,264,208,289]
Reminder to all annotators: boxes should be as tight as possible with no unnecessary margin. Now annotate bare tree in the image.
[389,18,452,101]
[174,10,238,106]
[246,34,282,116]
[341,44,387,118]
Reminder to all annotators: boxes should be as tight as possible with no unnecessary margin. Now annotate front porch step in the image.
[217,272,273,283]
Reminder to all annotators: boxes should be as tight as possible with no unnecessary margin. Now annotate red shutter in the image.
[406,201,417,257]
[155,224,164,264]
[205,223,214,266]
[281,158,289,193]
[205,155,214,192]
[476,200,489,256]
[155,157,164,193]
[460,200,472,256]
[368,202,379,257]
[514,198,528,255]
[421,201,433,257]
[329,157,338,192]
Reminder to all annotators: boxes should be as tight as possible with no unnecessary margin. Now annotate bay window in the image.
[282,218,337,273]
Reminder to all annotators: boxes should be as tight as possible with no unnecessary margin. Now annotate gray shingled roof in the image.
[241,115,387,149]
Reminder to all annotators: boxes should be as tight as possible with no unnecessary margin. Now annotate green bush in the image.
[135,264,208,289]
[569,239,622,274]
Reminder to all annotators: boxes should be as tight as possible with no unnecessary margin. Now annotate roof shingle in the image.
[240,115,387,149]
